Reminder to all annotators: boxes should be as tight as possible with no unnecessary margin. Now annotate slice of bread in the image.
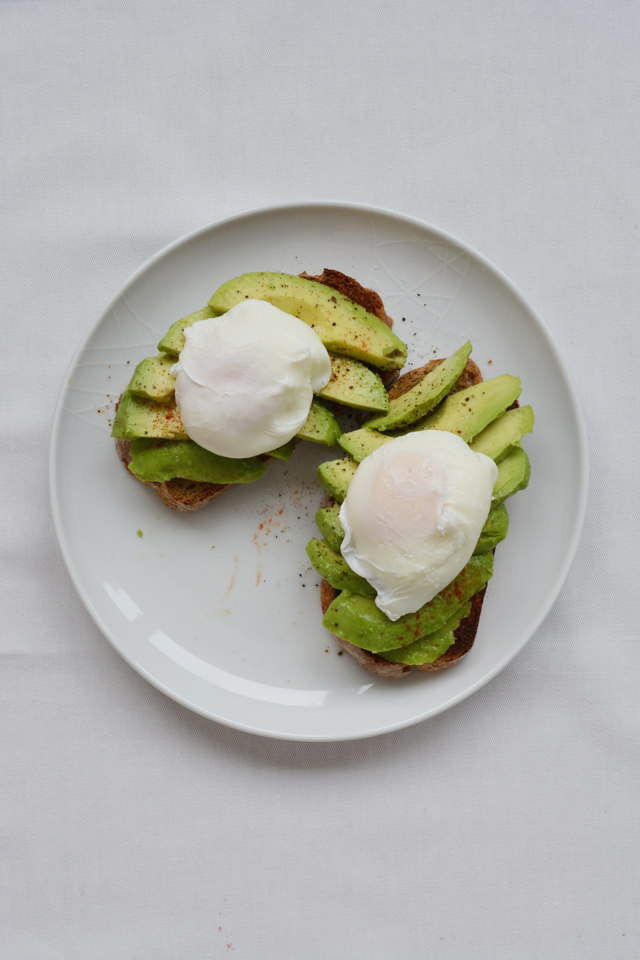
[115,271,398,512]
[317,356,491,677]
[115,437,239,512]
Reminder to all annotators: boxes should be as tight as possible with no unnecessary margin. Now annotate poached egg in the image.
[171,299,331,458]
[339,431,498,620]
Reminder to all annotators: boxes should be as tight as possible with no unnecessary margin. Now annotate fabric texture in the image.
[1,1,638,957]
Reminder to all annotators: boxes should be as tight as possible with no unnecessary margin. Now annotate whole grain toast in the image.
[115,270,396,512]
[318,356,492,677]
[115,438,239,513]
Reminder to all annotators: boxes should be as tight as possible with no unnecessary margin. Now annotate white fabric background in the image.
[2,1,638,957]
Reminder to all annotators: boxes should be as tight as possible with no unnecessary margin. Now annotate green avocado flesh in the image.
[296,400,342,446]
[267,438,298,461]
[111,391,188,441]
[317,456,359,502]
[129,354,177,401]
[318,355,389,412]
[469,405,534,463]
[157,304,216,357]
[322,553,493,653]
[338,428,390,462]
[306,538,376,596]
[365,340,472,431]
[314,503,345,553]
[379,602,471,665]
[473,501,509,554]
[208,273,407,371]
[127,438,267,484]
[340,402,533,467]
[493,446,531,501]
[412,374,522,443]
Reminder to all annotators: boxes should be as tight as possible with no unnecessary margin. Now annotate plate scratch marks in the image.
[121,292,163,342]
[110,305,131,364]
[67,385,116,397]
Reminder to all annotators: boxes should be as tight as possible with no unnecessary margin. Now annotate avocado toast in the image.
[112,270,407,511]
[309,346,533,677]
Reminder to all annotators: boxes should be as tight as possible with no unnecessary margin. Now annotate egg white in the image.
[171,300,331,458]
[339,431,498,620]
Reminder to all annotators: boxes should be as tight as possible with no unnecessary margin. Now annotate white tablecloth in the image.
[2,2,638,957]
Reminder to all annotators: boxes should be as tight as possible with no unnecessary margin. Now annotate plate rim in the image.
[49,200,589,741]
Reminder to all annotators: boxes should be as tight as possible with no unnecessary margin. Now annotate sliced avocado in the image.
[314,502,345,554]
[493,446,531,501]
[379,602,471,665]
[338,427,391,462]
[306,538,376,597]
[412,374,522,443]
[157,304,217,357]
[208,272,407,371]
[473,501,509,555]
[266,437,298,461]
[317,456,359,503]
[127,438,266,484]
[128,353,176,401]
[111,391,188,441]
[296,400,342,446]
[365,340,472,431]
[322,553,493,653]
[317,355,389,412]
[469,405,534,463]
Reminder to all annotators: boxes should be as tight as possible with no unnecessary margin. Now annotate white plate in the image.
[50,202,588,741]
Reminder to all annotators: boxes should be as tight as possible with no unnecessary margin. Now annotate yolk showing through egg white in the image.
[339,431,498,620]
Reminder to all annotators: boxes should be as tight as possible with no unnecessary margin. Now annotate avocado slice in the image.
[469,405,534,463]
[314,502,345,554]
[338,427,391,462]
[266,438,298,461]
[412,374,522,443]
[127,438,267,484]
[208,272,407,371]
[111,391,188,441]
[493,446,531,501]
[322,553,493,653]
[317,355,389,412]
[365,340,472,431]
[129,354,177,401]
[317,456,359,503]
[296,400,342,446]
[473,501,509,555]
[306,538,376,596]
[157,304,216,357]
[379,602,471,665]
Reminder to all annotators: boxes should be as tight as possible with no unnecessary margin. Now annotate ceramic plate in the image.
[49,202,587,741]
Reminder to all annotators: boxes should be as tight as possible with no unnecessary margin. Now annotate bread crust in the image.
[115,438,237,512]
[298,269,393,329]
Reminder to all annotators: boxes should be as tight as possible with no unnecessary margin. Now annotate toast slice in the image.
[115,437,240,512]
[317,356,491,677]
[115,270,397,512]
